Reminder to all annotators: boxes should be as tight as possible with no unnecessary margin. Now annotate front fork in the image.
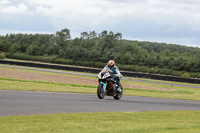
[99,79,107,92]
[100,82,106,92]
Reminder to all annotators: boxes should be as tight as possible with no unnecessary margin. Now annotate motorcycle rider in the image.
[101,60,122,92]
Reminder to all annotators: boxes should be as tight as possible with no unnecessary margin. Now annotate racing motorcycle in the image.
[97,70,123,100]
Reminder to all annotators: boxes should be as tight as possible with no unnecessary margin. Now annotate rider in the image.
[101,60,122,92]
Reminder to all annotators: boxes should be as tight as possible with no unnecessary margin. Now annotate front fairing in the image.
[98,70,114,79]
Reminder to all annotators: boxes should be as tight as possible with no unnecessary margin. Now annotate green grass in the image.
[2,64,200,87]
[134,77,200,87]
[0,111,200,133]
[0,65,98,79]
[1,64,200,89]
[1,77,200,100]
[0,77,97,94]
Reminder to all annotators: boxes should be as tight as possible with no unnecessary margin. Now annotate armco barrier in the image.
[0,59,100,73]
[1,59,200,84]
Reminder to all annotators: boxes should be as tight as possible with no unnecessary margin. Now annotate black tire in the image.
[97,83,106,99]
[113,84,123,100]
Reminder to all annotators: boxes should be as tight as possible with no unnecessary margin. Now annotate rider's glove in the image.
[115,74,122,79]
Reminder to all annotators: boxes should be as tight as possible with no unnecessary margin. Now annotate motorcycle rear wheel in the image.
[97,83,106,99]
[113,85,123,100]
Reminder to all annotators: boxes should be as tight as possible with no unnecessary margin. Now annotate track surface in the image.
[1,64,200,88]
[0,90,200,116]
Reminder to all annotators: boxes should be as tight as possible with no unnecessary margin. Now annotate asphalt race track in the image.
[0,90,200,116]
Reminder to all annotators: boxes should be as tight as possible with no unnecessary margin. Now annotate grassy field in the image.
[0,65,98,79]
[0,111,200,133]
[0,77,96,94]
[1,64,200,87]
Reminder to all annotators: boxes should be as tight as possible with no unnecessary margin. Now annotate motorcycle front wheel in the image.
[97,83,106,99]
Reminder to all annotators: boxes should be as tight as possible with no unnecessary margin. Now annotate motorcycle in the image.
[97,70,123,100]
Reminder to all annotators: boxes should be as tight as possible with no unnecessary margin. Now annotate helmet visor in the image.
[108,64,114,69]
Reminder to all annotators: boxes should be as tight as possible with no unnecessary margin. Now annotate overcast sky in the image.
[0,0,200,47]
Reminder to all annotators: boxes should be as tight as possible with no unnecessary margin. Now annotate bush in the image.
[181,73,190,78]
[0,53,5,59]
[189,72,200,78]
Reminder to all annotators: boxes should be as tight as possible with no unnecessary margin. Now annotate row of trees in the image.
[1,28,200,75]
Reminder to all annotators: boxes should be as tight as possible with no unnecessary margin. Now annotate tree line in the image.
[1,28,200,78]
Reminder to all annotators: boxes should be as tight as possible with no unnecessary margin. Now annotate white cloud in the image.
[0,0,200,47]
[0,0,10,4]
[15,0,200,31]
[0,29,54,35]
[0,3,30,14]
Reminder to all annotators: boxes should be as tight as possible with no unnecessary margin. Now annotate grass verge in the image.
[0,111,200,133]
[0,77,96,94]
[2,64,200,87]
[0,65,97,79]
[1,77,200,100]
